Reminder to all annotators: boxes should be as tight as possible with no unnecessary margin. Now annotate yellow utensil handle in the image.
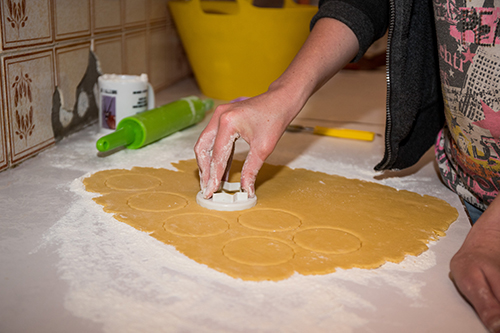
[312,126,375,141]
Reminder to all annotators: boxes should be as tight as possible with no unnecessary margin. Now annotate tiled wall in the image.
[0,0,191,172]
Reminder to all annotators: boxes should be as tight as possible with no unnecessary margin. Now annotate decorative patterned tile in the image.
[124,30,147,75]
[54,0,91,41]
[55,42,92,114]
[0,79,8,172]
[0,0,190,172]
[92,0,122,34]
[94,35,123,74]
[0,0,53,50]
[148,0,168,23]
[3,49,55,165]
[124,0,147,28]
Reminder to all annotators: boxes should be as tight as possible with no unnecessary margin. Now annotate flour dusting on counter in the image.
[40,131,447,332]
[34,119,466,332]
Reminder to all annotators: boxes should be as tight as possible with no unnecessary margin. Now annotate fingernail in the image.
[243,184,255,198]
[203,179,216,199]
[202,186,211,199]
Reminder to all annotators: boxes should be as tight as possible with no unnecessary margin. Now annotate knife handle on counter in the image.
[312,126,375,141]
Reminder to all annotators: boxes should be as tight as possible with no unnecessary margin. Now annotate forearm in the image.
[266,17,359,123]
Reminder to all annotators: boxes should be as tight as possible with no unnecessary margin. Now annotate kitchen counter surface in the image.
[0,71,487,333]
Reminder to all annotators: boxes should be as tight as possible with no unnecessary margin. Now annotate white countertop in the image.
[0,71,488,333]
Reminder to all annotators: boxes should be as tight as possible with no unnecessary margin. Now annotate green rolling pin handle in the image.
[96,97,214,153]
[96,123,137,152]
[203,98,214,111]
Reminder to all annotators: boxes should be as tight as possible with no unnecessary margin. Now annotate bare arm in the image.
[194,18,359,198]
[450,196,500,333]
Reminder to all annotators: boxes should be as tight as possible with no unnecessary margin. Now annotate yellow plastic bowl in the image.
[169,0,317,100]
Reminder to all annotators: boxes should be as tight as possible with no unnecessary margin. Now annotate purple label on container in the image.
[102,95,116,129]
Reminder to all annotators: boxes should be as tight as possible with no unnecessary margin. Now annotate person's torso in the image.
[434,0,500,207]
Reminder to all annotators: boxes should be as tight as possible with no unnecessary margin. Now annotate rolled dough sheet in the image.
[83,159,458,281]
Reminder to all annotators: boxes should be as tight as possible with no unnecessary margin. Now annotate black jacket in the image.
[311,0,445,171]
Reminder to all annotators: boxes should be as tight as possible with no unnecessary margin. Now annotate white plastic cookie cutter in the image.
[196,181,257,211]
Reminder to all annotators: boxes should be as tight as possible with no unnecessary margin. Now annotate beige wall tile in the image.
[148,24,191,90]
[148,23,190,90]
[94,35,123,74]
[1,0,52,49]
[124,30,147,75]
[56,43,92,112]
[54,0,91,40]
[3,49,55,165]
[148,25,167,90]
[164,25,191,87]
[149,0,168,23]
[124,0,148,28]
[93,0,122,34]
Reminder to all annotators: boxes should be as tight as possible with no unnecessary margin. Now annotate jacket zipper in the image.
[380,0,396,170]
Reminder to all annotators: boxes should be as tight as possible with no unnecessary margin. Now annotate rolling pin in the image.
[96,96,214,152]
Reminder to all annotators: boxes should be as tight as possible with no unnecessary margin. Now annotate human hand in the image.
[194,18,359,199]
[450,204,500,333]
[194,92,300,199]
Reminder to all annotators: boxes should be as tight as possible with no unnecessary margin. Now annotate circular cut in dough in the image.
[105,174,162,191]
[238,209,301,232]
[128,192,188,212]
[294,228,361,254]
[223,237,294,266]
[164,213,229,237]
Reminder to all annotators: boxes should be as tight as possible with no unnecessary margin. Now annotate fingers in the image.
[195,107,240,199]
[194,104,234,194]
[473,268,500,333]
[222,144,235,182]
[194,95,288,199]
[204,136,239,198]
[240,149,265,198]
[194,130,213,189]
[457,272,500,332]
[451,254,500,333]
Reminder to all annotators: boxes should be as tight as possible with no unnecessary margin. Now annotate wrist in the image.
[474,196,500,232]
[267,76,311,113]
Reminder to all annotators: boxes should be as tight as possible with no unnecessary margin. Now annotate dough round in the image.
[106,174,161,191]
[294,228,361,254]
[128,192,187,212]
[238,209,301,231]
[164,213,229,237]
[223,237,294,266]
